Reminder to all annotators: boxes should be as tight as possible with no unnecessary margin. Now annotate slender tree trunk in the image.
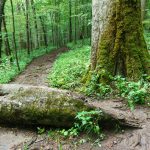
[74,0,77,44]
[31,0,39,49]
[49,13,55,46]
[69,0,72,42]
[29,27,33,50]
[2,12,12,62]
[0,0,6,60]
[39,16,48,48]
[88,0,150,83]
[10,0,20,71]
[16,2,26,50]
[25,0,30,55]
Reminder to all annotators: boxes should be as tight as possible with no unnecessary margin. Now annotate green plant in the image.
[0,46,55,84]
[60,110,103,137]
[84,72,112,98]
[115,76,149,110]
[23,144,29,150]
[48,41,90,89]
[37,127,45,135]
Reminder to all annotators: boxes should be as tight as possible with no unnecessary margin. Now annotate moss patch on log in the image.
[0,88,93,127]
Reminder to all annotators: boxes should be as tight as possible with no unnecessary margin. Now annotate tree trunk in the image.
[31,0,39,49]
[69,0,72,42]
[0,84,144,128]
[0,0,6,59]
[2,12,12,62]
[89,0,150,83]
[25,0,30,55]
[10,0,20,71]
[74,0,77,44]
[39,16,48,48]
[0,84,93,127]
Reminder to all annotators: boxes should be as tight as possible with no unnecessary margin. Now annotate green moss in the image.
[0,88,93,127]
[86,0,150,85]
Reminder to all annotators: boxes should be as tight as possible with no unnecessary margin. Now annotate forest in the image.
[0,0,150,149]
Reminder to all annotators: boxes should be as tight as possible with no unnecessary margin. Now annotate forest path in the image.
[11,47,68,86]
[0,46,150,150]
[90,100,150,150]
[0,47,68,150]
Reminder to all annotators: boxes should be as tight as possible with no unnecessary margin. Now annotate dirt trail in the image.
[11,47,68,86]
[90,100,150,150]
[0,47,68,150]
[0,46,150,150]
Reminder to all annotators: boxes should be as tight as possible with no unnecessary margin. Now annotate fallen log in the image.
[0,84,93,127]
[0,84,147,128]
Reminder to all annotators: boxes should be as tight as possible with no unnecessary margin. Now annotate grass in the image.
[0,46,55,83]
[48,40,91,89]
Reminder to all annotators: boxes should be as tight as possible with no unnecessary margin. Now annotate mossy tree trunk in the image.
[0,0,6,59]
[89,0,150,83]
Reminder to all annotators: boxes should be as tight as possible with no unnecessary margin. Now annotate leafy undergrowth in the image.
[0,46,55,83]
[29,110,105,150]
[84,73,150,109]
[60,110,103,138]
[48,40,90,89]
[49,40,150,110]
[114,76,150,110]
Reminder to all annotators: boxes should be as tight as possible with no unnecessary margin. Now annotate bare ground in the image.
[0,47,150,150]
[11,47,68,86]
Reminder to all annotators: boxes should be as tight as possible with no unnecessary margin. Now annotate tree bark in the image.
[10,0,20,71]
[0,84,93,127]
[39,16,48,48]
[89,0,150,82]
[31,0,39,49]
[0,0,6,59]
[0,84,144,128]
[2,12,12,62]
[25,0,30,55]
[69,0,72,42]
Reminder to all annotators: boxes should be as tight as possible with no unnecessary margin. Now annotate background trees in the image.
[0,0,92,67]
[0,0,150,84]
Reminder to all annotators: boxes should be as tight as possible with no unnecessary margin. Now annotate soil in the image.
[11,47,68,86]
[0,47,150,150]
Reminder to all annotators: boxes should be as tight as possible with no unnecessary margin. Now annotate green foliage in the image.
[0,46,55,83]
[84,71,112,98]
[48,41,90,89]
[60,110,103,137]
[115,76,150,110]
[37,127,46,135]
[23,144,29,150]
